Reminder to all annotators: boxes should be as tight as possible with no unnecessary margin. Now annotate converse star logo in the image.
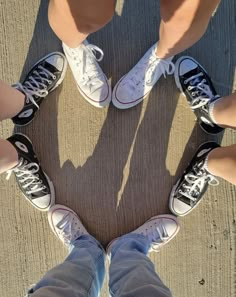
[197,148,211,158]
[15,141,29,153]
[18,109,33,118]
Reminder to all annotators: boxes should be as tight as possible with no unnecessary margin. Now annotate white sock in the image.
[203,154,217,176]
[208,97,223,125]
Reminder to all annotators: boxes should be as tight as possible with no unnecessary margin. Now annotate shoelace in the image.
[184,73,219,109]
[56,213,82,245]
[145,223,170,252]
[124,52,174,90]
[6,159,46,195]
[13,66,56,109]
[179,166,219,202]
[146,57,175,86]
[71,43,105,93]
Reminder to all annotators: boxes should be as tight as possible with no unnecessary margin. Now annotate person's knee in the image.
[161,0,221,39]
[79,5,115,34]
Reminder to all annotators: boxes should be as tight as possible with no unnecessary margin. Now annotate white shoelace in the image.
[184,73,219,109]
[179,167,219,202]
[71,44,105,93]
[146,57,175,86]
[126,55,174,91]
[145,223,170,252]
[56,213,82,245]
[13,66,56,109]
[6,160,46,195]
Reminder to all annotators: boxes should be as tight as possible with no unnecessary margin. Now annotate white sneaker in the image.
[107,214,179,255]
[112,43,175,109]
[48,205,89,247]
[63,40,111,108]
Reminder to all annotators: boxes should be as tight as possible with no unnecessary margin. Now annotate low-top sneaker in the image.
[169,142,220,216]
[107,214,179,255]
[48,205,89,247]
[6,134,55,211]
[12,52,67,126]
[174,56,224,134]
[63,40,111,108]
[112,43,175,109]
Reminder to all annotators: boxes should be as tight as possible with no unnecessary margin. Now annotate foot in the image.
[174,56,224,134]
[107,214,179,254]
[48,205,89,247]
[112,43,174,109]
[6,134,55,211]
[63,40,111,108]
[169,142,220,216]
[12,52,67,126]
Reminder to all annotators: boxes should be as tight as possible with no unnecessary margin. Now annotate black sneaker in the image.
[12,52,67,126]
[174,56,224,135]
[6,134,55,211]
[169,142,220,216]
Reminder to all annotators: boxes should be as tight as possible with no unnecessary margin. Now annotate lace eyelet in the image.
[53,75,56,80]
[187,86,191,91]
[184,80,187,84]
[48,80,52,85]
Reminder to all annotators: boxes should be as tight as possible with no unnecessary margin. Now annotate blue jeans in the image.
[28,234,172,297]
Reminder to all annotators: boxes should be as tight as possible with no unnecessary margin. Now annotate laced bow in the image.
[146,58,175,86]
[72,43,105,93]
[146,223,170,252]
[6,159,46,195]
[184,73,219,109]
[179,164,219,202]
[56,213,82,245]
[13,65,56,109]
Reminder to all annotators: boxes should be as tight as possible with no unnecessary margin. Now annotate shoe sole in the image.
[169,141,219,217]
[14,52,68,127]
[106,214,179,255]
[174,56,221,135]
[13,133,55,211]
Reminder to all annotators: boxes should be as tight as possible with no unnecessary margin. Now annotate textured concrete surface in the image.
[0,0,235,296]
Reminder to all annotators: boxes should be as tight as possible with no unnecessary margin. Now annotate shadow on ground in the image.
[15,0,235,246]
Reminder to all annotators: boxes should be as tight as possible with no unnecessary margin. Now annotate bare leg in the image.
[157,0,221,58]
[0,139,18,174]
[207,145,236,185]
[210,93,236,129]
[48,0,115,48]
[0,80,25,121]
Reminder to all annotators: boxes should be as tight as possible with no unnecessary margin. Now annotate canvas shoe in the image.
[112,43,175,109]
[169,142,220,217]
[6,134,55,211]
[107,214,179,255]
[48,205,89,247]
[174,56,224,134]
[12,52,67,126]
[63,40,111,108]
